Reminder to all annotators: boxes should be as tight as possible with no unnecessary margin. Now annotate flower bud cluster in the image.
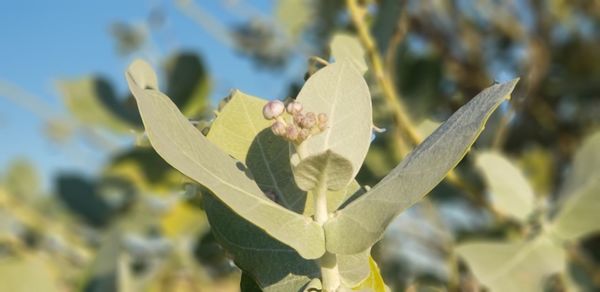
[262,100,328,144]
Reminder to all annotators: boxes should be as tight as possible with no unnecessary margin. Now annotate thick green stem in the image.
[314,173,340,291]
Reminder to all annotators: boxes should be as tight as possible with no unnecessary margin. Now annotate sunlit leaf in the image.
[59,77,131,132]
[475,151,536,221]
[126,59,325,259]
[331,33,368,74]
[550,180,600,241]
[558,131,600,196]
[0,254,61,292]
[292,150,354,191]
[276,0,312,41]
[324,79,518,254]
[456,235,565,292]
[207,91,306,213]
[292,61,372,190]
[3,159,40,204]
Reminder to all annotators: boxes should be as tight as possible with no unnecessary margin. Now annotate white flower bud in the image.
[271,121,287,136]
[286,101,303,114]
[262,100,285,120]
[293,112,305,126]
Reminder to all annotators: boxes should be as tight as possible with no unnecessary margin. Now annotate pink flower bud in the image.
[286,101,303,114]
[271,121,287,136]
[317,113,328,130]
[286,125,300,141]
[293,113,305,126]
[298,128,311,141]
[262,100,285,120]
[300,112,316,129]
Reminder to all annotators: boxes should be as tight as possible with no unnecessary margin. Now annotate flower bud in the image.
[300,112,316,129]
[317,113,328,130]
[286,125,300,141]
[298,128,311,141]
[293,112,305,126]
[262,100,285,120]
[286,101,303,114]
[271,121,287,136]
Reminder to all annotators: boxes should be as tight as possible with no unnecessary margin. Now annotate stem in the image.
[346,0,422,146]
[314,172,340,291]
[345,0,499,215]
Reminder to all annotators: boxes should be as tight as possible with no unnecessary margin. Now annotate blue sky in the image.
[0,0,305,189]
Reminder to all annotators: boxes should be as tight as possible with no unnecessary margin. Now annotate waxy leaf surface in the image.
[324,79,519,254]
[126,60,324,259]
[476,151,536,221]
[293,61,372,189]
[456,235,565,292]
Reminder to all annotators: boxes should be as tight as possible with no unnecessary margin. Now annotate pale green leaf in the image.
[475,151,536,221]
[338,249,371,288]
[126,59,324,259]
[292,150,354,191]
[207,90,306,213]
[0,255,61,292]
[204,193,319,292]
[331,33,368,74]
[549,131,600,241]
[59,77,130,132]
[558,131,600,197]
[324,79,518,254]
[550,180,600,241]
[456,235,565,292]
[292,61,372,189]
[303,278,322,292]
[276,0,312,41]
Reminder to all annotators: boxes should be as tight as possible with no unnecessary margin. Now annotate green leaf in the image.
[207,90,306,213]
[0,255,61,292]
[276,0,312,41]
[292,150,354,191]
[163,52,210,119]
[303,278,322,291]
[293,61,372,189]
[59,77,131,132]
[338,249,371,288]
[330,33,368,74]
[204,193,319,292]
[126,59,325,259]
[456,235,565,292]
[3,159,41,204]
[549,132,600,241]
[558,131,600,197]
[550,180,600,241]
[324,79,519,254]
[475,151,536,221]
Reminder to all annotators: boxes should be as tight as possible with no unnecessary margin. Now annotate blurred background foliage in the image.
[0,0,599,291]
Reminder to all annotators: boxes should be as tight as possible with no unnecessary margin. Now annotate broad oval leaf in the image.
[207,90,307,213]
[331,33,368,74]
[324,79,519,254]
[475,151,536,221]
[126,59,325,259]
[292,150,354,191]
[456,235,565,292]
[549,131,600,241]
[550,180,600,241]
[292,61,372,189]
